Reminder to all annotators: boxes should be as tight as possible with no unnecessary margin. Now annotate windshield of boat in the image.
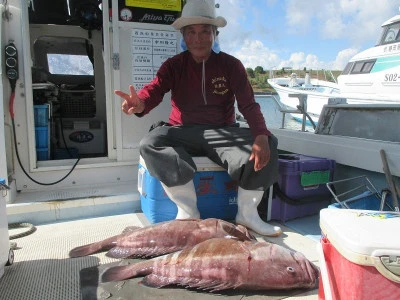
[377,21,400,45]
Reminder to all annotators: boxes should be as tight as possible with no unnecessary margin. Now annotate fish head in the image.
[286,251,320,288]
[250,243,320,289]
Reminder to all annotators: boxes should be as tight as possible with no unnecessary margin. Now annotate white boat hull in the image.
[269,76,400,123]
[268,78,340,123]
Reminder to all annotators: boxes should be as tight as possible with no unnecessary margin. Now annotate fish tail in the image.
[69,236,117,258]
[101,261,152,282]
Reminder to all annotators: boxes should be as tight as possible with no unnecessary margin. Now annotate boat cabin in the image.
[338,14,400,99]
[1,0,182,220]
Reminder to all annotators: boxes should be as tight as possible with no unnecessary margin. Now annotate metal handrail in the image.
[326,175,394,211]
[271,93,316,131]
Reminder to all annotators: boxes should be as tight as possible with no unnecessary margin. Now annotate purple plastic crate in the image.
[278,154,336,199]
[138,163,238,223]
[270,196,330,222]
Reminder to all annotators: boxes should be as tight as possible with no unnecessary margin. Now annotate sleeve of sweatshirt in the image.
[229,58,272,138]
[135,59,172,117]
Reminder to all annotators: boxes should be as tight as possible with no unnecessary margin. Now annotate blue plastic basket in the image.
[328,190,394,211]
[35,127,48,148]
[34,105,49,127]
[36,148,49,161]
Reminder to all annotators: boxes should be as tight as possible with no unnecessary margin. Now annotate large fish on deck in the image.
[101,238,319,292]
[69,218,254,259]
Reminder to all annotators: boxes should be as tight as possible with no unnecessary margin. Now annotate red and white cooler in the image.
[318,208,400,300]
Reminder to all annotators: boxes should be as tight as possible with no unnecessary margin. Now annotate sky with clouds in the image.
[215,0,399,71]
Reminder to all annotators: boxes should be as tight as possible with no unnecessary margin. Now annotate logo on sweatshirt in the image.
[212,76,229,95]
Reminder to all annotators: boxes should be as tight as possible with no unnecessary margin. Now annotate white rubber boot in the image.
[235,187,282,236]
[161,181,200,219]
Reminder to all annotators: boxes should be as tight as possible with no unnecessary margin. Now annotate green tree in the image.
[246,67,255,78]
[254,66,265,74]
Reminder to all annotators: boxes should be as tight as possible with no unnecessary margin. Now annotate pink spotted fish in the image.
[101,238,319,292]
[69,218,255,259]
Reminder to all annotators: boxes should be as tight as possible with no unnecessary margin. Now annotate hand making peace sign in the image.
[115,85,145,115]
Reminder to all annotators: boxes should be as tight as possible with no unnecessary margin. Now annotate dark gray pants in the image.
[139,125,279,191]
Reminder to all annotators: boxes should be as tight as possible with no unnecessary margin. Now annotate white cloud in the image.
[331,48,360,70]
[285,0,396,43]
[232,41,330,71]
[215,0,398,70]
[231,40,280,69]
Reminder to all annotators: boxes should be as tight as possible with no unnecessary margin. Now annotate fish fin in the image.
[106,246,178,259]
[220,221,256,241]
[101,265,132,282]
[141,274,175,288]
[121,226,141,234]
[69,236,117,258]
[236,224,257,240]
[101,261,152,282]
[105,247,137,259]
[179,278,239,292]
[202,280,239,292]
[69,244,97,258]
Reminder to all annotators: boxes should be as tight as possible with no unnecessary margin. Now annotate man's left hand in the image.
[249,135,270,172]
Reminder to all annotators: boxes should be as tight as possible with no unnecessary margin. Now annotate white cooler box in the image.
[318,208,400,300]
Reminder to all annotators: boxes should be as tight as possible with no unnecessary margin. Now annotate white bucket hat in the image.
[171,0,227,30]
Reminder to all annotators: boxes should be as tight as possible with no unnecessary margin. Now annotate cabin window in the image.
[47,54,94,75]
[381,22,400,44]
[360,61,375,73]
[341,62,353,75]
[350,60,376,74]
[350,62,363,74]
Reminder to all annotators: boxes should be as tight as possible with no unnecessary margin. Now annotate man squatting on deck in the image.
[115,0,282,236]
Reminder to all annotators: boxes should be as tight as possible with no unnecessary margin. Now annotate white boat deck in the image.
[0,212,321,300]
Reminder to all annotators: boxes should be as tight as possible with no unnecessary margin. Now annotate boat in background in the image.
[268,72,340,124]
[337,13,400,100]
[268,10,400,125]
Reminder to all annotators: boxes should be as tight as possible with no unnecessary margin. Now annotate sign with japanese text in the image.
[131,28,177,90]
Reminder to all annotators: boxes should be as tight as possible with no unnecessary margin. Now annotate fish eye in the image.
[287,267,294,272]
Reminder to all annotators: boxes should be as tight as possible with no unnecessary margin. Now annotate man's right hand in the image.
[115,85,145,115]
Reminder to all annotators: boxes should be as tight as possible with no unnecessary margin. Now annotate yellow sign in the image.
[126,0,182,12]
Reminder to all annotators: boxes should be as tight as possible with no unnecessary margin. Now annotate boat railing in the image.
[271,93,316,131]
[325,69,338,84]
[269,68,337,83]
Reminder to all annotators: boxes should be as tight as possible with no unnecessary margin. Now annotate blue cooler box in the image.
[138,157,238,223]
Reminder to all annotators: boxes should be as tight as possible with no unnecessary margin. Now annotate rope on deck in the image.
[8,222,36,239]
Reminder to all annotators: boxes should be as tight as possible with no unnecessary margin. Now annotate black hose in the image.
[11,119,80,185]
[9,77,80,185]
